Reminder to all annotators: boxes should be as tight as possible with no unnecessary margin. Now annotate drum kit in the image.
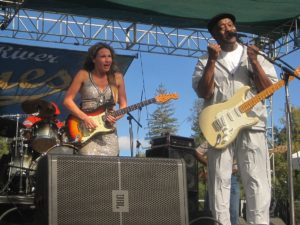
[0,99,77,196]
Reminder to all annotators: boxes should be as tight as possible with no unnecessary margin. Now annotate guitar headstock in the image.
[155,93,179,103]
[286,66,300,81]
[294,66,300,77]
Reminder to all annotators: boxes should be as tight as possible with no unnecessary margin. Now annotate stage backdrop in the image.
[0,42,134,122]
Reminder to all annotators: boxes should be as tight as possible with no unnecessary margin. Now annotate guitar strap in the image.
[107,74,118,104]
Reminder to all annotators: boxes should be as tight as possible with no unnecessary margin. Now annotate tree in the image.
[272,106,300,223]
[188,98,205,146]
[0,137,9,158]
[275,106,300,152]
[146,83,178,139]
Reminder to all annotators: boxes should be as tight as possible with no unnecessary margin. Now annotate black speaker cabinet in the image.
[34,155,189,225]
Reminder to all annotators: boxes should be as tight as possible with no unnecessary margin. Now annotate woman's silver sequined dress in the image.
[78,73,119,156]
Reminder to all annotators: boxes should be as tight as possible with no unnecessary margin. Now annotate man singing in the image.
[192,13,278,225]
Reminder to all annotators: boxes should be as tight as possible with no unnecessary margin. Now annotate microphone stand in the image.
[283,74,296,225]
[127,112,142,157]
[238,37,298,225]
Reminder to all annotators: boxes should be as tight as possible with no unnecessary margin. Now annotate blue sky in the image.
[116,50,300,156]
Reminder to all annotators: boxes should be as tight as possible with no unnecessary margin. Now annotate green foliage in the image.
[295,201,300,225]
[273,106,300,202]
[276,106,300,152]
[188,98,205,146]
[272,154,289,199]
[0,137,9,158]
[146,84,178,139]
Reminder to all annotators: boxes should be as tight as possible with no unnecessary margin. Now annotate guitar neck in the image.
[111,98,156,117]
[239,77,294,113]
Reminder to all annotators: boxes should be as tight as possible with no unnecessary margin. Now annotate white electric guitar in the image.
[199,66,300,149]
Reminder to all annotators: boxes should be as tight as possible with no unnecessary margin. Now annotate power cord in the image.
[189,216,223,225]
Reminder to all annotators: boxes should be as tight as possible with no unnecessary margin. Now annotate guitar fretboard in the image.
[239,75,296,113]
[111,98,156,117]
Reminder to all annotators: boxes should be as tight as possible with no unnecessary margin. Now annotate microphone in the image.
[227,31,248,38]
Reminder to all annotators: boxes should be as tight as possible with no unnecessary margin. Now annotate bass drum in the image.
[43,144,77,155]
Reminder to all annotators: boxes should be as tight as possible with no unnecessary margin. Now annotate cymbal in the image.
[21,99,55,117]
[0,118,24,137]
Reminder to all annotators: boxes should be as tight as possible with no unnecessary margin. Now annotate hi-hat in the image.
[21,99,55,117]
[0,118,24,137]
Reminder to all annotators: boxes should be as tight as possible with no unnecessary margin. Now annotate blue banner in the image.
[0,42,134,122]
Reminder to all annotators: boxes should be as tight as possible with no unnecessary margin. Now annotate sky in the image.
[116,49,300,156]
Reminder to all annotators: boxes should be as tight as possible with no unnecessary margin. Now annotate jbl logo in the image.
[112,190,129,212]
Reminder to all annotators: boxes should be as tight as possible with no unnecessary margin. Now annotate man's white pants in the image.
[207,130,271,225]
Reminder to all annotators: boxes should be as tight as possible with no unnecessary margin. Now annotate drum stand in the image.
[1,113,32,195]
[0,114,35,224]
[13,114,26,194]
[17,136,25,194]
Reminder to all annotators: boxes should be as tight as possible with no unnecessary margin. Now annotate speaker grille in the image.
[35,155,189,225]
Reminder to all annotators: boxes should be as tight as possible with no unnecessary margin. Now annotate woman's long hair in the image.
[83,42,120,77]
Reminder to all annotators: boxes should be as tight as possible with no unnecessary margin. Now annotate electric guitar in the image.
[67,93,179,144]
[199,66,300,149]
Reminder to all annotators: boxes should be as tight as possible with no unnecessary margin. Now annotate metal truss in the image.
[0,0,24,30]
[0,9,299,58]
[254,16,300,60]
[0,9,298,59]
[0,9,212,58]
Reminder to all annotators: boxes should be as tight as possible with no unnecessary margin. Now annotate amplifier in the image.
[151,134,195,149]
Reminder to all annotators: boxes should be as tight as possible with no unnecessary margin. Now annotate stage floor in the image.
[0,195,285,225]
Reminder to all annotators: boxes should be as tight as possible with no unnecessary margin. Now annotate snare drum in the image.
[31,121,60,153]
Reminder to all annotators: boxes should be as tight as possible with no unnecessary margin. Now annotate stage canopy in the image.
[23,0,300,40]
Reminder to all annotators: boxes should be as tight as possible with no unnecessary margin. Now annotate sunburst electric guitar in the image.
[199,66,300,149]
[67,93,179,144]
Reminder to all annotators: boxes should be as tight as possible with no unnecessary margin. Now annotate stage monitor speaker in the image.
[34,155,189,225]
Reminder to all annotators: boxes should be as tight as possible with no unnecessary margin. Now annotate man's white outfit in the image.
[192,43,278,225]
